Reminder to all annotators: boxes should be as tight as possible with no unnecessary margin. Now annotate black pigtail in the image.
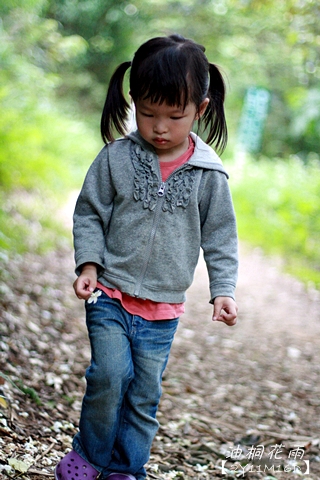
[202,63,228,153]
[100,61,132,144]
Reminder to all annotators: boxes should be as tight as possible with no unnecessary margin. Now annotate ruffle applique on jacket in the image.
[163,168,195,213]
[131,144,195,213]
[132,144,159,211]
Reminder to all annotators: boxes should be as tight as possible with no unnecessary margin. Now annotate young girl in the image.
[55,34,238,480]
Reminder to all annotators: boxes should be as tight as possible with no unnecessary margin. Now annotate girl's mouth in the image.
[154,137,168,145]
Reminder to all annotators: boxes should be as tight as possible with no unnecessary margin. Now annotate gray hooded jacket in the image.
[73,131,238,304]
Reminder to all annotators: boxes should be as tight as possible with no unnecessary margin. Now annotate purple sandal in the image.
[55,450,100,480]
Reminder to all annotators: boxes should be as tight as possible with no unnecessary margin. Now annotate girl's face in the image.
[135,98,209,161]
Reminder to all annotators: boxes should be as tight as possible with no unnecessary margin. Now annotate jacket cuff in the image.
[75,254,105,277]
[209,283,236,303]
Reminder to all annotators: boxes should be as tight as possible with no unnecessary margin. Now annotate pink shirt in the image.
[98,136,195,320]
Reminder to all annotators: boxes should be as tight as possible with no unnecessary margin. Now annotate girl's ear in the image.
[195,98,210,120]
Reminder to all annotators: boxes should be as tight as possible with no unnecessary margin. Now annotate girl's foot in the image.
[55,450,99,480]
[106,475,136,480]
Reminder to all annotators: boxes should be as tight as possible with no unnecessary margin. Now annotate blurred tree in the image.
[0,0,101,251]
[285,0,320,156]
[2,0,319,158]
[43,0,144,115]
[0,1,91,191]
[42,0,320,158]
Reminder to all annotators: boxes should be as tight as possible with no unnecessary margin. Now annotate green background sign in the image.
[238,87,271,154]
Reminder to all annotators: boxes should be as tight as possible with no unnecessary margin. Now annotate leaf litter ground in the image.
[1,244,320,479]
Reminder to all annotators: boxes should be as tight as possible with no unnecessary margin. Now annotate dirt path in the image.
[0,243,320,479]
[158,245,320,478]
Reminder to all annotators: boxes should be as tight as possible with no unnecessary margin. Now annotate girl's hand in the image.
[212,296,238,326]
[73,263,98,300]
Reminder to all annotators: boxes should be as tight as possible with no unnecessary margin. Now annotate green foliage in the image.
[40,0,320,158]
[0,106,98,191]
[43,0,142,114]
[0,7,96,189]
[1,190,66,253]
[0,6,101,252]
[228,154,320,287]
[0,0,46,15]
[0,102,100,253]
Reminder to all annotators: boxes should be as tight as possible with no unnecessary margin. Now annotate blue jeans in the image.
[73,292,179,480]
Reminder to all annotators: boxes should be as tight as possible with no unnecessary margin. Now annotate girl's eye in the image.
[141,112,153,117]
[171,116,183,120]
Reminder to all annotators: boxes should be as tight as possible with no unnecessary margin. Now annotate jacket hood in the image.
[126,130,228,178]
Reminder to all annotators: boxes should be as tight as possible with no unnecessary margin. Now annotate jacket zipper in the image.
[133,163,190,297]
[133,183,166,297]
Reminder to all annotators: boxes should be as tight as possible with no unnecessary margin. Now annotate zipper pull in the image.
[158,182,166,197]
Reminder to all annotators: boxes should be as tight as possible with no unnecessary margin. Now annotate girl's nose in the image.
[153,120,167,134]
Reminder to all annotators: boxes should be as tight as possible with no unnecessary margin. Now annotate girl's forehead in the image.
[136,98,194,112]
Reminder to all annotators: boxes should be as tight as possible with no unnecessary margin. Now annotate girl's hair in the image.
[101,34,227,152]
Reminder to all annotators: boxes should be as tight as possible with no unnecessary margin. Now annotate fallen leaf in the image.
[0,396,8,408]
[8,458,30,473]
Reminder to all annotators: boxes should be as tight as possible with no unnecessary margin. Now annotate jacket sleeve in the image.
[199,170,238,302]
[73,146,115,276]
